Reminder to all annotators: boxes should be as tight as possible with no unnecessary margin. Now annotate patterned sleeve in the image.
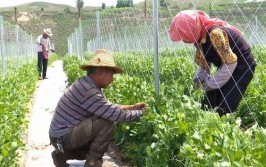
[195,47,209,68]
[209,28,238,64]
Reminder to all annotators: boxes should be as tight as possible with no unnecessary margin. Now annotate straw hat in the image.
[43,28,53,36]
[80,49,124,74]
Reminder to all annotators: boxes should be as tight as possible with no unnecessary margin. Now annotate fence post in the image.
[67,37,70,56]
[96,10,101,50]
[25,33,28,62]
[0,16,6,77]
[31,35,34,59]
[75,28,80,59]
[153,0,159,96]
[79,17,83,60]
[16,24,19,61]
[71,33,75,56]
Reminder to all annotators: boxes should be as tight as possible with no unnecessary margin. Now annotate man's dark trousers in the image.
[37,52,48,78]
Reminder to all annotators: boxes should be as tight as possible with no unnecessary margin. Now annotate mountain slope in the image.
[0,1,266,55]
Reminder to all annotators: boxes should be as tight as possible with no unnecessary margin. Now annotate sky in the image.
[0,0,145,8]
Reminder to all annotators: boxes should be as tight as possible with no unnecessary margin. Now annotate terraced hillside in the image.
[1,1,266,55]
[0,2,97,56]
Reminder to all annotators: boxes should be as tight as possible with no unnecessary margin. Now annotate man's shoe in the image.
[106,143,131,166]
[38,76,43,80]
[84,159,103,167]
[51,150,69,167]
[43,77,48,79]
[84,155,103,167]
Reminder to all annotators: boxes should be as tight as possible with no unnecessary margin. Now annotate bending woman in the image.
[169,10,256,116]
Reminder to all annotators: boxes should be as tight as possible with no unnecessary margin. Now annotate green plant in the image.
[0,62,38,166]
[62,48,266,166]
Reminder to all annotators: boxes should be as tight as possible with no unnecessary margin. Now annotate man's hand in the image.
[121,102,148,111]
[132,102,148,111]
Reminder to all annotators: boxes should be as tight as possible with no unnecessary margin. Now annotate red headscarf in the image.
[169,10,243,43]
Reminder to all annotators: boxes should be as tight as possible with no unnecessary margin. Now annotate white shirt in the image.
[36,34,52,52]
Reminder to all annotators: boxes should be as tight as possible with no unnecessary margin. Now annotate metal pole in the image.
[71,33,74,56]
[31,35,34,59]
[255,15,258,31]
[153,0,159,96]
[15,7,17,24]
[75,28,80,58]
[96,10,101,49]
[16,25,19,60]
[144,0,147,19]
[209,0,212,16]
[67,37,70,55]
[79,17,83,60]
[0,16,6,77]
[25,34,28,63]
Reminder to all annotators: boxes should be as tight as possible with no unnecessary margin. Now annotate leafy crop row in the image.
[0,54,58,166]
[0,63,38,166]
[63,47,266,166]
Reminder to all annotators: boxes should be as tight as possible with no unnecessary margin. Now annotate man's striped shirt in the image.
[49,76,143,137]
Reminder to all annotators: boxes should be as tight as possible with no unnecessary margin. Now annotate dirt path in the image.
[23,60,119,167]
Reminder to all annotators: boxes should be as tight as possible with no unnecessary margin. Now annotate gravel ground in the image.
[22,60,119,167]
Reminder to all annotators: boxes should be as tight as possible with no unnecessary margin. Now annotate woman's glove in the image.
[193,77,205,89]
[193,67,209,89]
[197,69,208,81]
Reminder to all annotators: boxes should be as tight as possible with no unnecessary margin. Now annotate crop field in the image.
[62,47,266,166]
[1,0,266,166]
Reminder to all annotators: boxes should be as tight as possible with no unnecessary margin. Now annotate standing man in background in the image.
[36,28,54,80]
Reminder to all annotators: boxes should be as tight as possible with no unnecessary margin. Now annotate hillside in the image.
[0,2,100,56]
[0,1,266,56]
[0,2,99,12]
[0,11,79,55]
[0,2,73,12]
[136,0,239,8]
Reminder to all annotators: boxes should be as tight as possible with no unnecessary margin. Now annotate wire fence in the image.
[68,1,266,59]
[67,1,266,129]
[0,15,36,77]
[65,2,266,165]
[67,0,266,97]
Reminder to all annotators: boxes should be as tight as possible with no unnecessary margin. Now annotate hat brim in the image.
[45,32,53,36]
[43,29,53,36]
[80,65,124,74]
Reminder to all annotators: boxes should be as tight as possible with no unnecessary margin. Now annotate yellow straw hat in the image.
[80,49,124,74]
